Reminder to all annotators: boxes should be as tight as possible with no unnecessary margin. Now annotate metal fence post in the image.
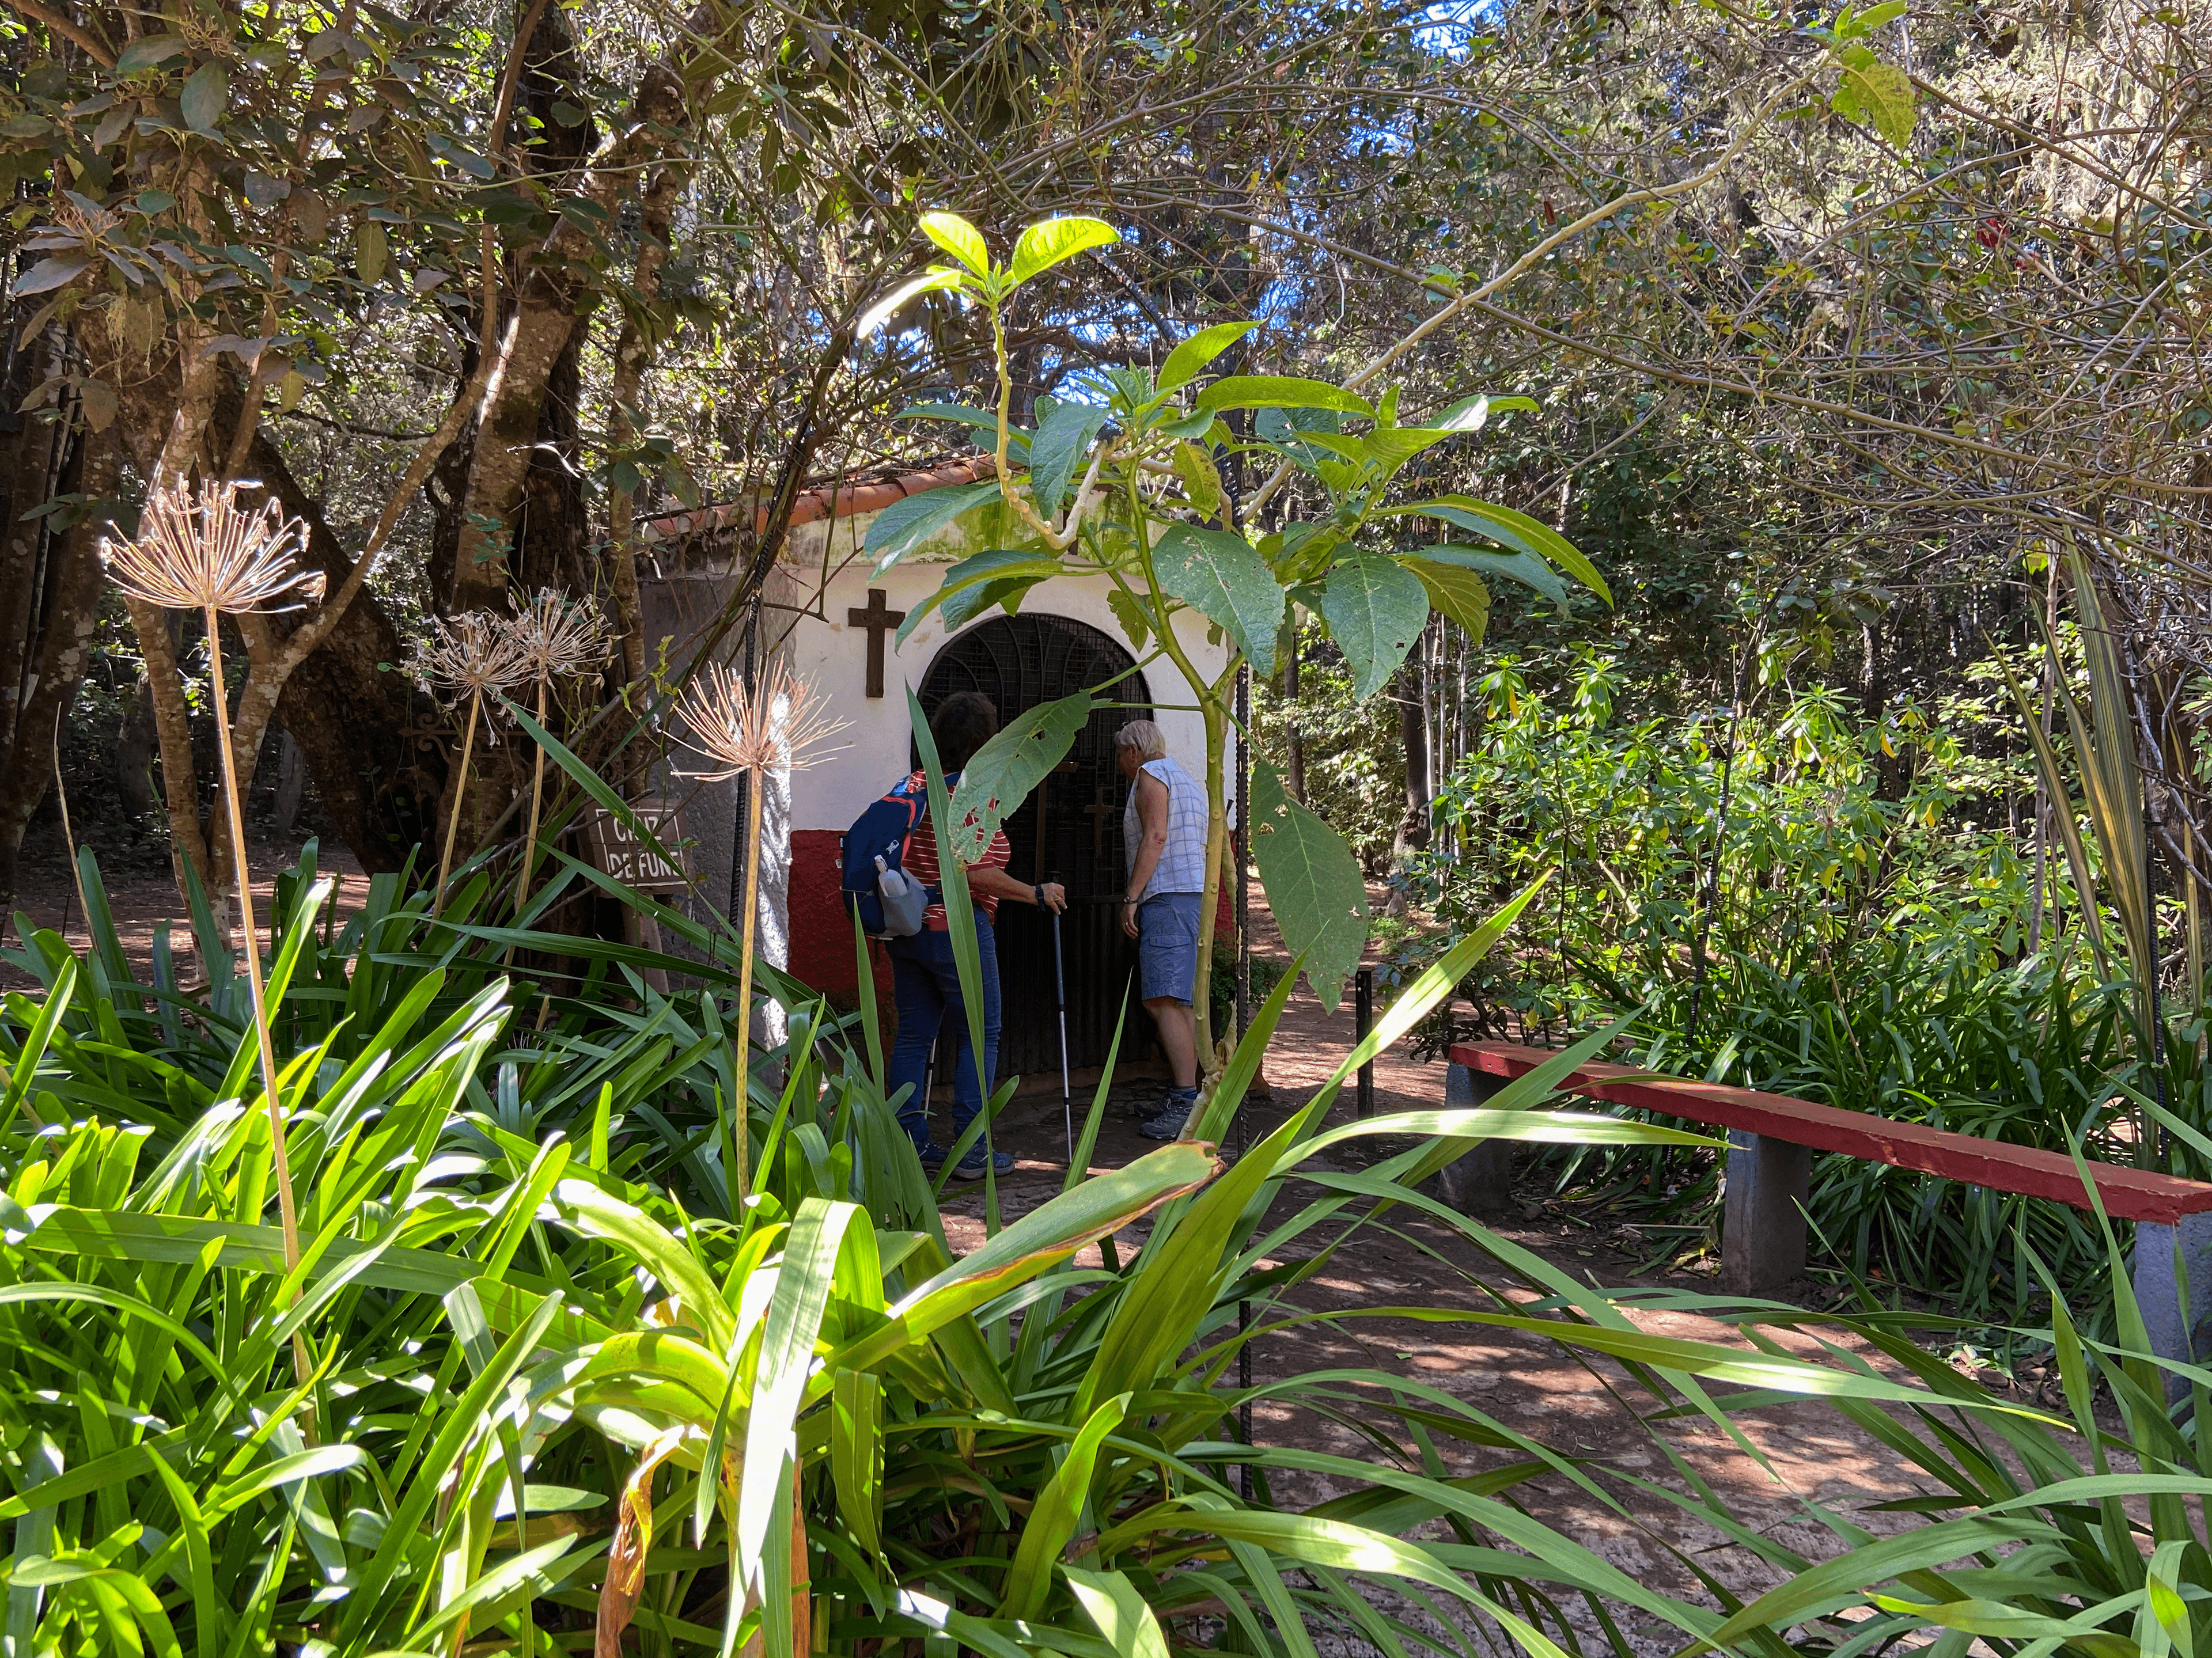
[1355,966,1374,1119]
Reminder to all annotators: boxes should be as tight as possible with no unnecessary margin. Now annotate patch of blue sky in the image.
[1414,0,1506,58]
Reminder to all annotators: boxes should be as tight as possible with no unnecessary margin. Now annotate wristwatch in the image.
[1032,884,1045,906]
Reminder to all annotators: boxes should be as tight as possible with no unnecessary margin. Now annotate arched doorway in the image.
[918,614,1152,1076]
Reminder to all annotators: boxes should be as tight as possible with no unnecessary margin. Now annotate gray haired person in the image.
[1113,719,1210,1139]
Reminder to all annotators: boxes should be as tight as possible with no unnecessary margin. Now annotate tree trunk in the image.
[452,50,688,612]
[244,426,426,873]
[605,155,688,692]
[0,428,118,909]
[117,665,157,821]
[1393,659,1431,862]
[0,327,69,767]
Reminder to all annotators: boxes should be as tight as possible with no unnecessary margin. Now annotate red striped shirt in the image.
[902,771,1013,928]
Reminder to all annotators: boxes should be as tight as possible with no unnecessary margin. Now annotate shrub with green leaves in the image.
[1393,649,2164,1334]
[0,830,1907,1654]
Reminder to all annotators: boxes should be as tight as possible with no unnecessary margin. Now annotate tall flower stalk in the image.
[677,660,847,1194]
[103,479,325,1310]
[503,590,610,937]
[410,613,529,918]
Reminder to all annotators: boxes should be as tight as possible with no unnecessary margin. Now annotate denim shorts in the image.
[1138,893,1203,1004]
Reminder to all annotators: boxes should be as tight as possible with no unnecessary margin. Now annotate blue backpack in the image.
[841,778,936,937]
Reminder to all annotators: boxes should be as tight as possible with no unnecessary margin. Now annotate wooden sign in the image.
[582,798,692,892]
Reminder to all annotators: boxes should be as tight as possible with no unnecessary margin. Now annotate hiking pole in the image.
[1049,868,1073,1162]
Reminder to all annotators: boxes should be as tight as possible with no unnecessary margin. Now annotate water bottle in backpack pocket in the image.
[841,780,935,938]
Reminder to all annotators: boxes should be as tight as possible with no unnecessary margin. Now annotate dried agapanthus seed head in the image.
[676,660,850,781]
[504,589,612,685]
[104,477,326,614]
[52,191,123,244]
[410,612,530,703]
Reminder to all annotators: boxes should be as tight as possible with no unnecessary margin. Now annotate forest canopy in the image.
[0,0,2204,913]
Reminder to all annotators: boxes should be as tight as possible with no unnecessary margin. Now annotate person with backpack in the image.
[850,691,1065,1179]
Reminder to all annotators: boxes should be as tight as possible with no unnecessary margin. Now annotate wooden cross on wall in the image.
[847,589,906,697]
[1082,784,1118,863]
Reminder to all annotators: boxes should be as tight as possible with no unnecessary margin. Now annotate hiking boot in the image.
[949,1145,1014,1181]
[1138,1087,1199,1142]
[1131,1082,1192,1121]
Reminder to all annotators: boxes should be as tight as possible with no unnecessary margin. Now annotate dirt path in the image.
[4,837,374,992]
[929,878,1989,1652]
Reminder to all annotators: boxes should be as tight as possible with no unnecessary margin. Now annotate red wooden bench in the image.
[1445,1041,2212,1364]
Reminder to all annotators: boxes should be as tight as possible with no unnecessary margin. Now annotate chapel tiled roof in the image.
[641,454,997,549]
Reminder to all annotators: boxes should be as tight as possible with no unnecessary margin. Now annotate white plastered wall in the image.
[768,524,1232,831]
[639,488,1236,987]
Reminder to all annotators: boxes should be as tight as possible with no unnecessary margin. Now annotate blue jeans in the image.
[886,916,1001,1151]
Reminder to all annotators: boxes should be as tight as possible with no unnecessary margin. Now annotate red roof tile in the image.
[642,454,998,548]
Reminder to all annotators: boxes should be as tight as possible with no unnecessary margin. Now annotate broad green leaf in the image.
[180,62,227,133]
[1296,426,1457,476]
[1296,1108,1718,1162]
[1427,393,1539,431]
[5,1206,600,1338]
[1251,758,1366,1012]
[11,255,89,296]
[942,572,1049,633]
[1106,1505,1497,1611]
[1196,376,1373,418]
[1157,320,1260,393]
[1317,552,1426,700]
[883,1141,1218,1323]
[1169,442,1222,519]
[1151,525,1283,676]
[1255,405,1342,474]
[863,480,1003,574]
[354,219,388,286]
[1417,545,1567,607]
[1000,1395,1130,1618]
[1870,1595,2138,1649]
[1847,0,1909,33]
[907,693,993,1101]
[1388,496,1612,604]
[552,1181,728,1345]
[736,1200,863,1623]
[114,34,189,73]
[1840,60,1915,146]
[1028,397,1109,515]
[1009,216,1118,284]
[1107,586,1152,652]
[946,690,1093,864]
[1691,1518,2051,1655]
[830,1369,884,1558]
[899,548,1062,644]
[858,267,966,337]
[0,952,72,1132]
[1063,1567,1172,1658]
[1403,558,1490,643]
[919,211,990,276]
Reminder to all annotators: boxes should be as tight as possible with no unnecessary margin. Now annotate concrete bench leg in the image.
[1435,1060,1517,1220]
[2134,1215,2212,1386]
[1721,1130,1810,1295]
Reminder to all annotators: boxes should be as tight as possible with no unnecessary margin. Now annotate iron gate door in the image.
[916,614,1154,1077]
